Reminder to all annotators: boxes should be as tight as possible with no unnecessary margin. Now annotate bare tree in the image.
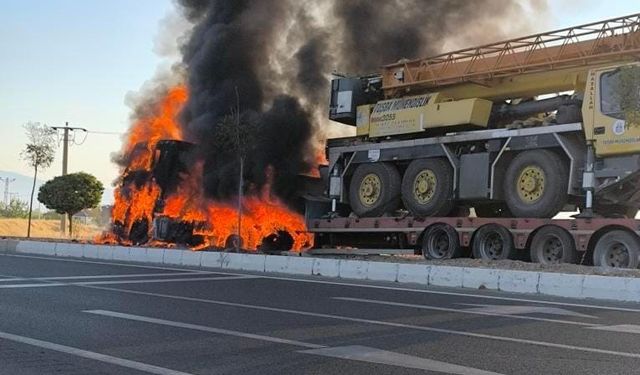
[21,122,56,238]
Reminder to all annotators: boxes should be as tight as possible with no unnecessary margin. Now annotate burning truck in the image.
[100,86,318,253]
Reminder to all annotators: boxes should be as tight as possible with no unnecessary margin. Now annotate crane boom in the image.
[383,13,640,96]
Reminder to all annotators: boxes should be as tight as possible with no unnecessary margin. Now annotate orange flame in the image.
[99,85,313,252]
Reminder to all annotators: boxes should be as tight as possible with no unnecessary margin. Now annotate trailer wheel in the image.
[401,158,454,217]
[472,224,515,260]
[421,224,461,260]
[504,149,568,218]
[530,226,576,264]
[593,230,640,269]
[349,162,401,217]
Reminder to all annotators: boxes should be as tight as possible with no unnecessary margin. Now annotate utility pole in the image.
[0,177,16,206]
[51,122,87,235]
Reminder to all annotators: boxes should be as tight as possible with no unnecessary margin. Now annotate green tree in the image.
[38,172,104,236]
[21,122,56,237]
[0,198,29,218]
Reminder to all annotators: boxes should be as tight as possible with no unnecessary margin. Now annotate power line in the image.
[87,130,124,135]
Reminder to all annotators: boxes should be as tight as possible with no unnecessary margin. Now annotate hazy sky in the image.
[0,0,638,204]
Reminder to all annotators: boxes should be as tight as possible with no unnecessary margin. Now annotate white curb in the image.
[4,239,640,303]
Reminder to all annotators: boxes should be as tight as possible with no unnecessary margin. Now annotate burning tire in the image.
[504,150,568,218]
[593,230,640,269]
[401,158,454,217]
[472,224,516,260]
[349,162,401,217]
[421,224,461,260]
[530,225,576,264]
[259,230,294,254]
[224,234,244,252]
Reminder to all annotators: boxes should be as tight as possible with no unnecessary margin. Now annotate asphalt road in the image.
[1,252,640,375]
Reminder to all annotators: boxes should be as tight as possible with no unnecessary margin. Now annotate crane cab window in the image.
[600,70,625,120]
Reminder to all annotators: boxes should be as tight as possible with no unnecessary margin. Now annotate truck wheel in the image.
[504,149,568,218]
[472,224,515,260]
[593,230,640,269]
[349,162,401,217]
[421,224,461,260]
[401,158,453,217]
[530,226,576,264]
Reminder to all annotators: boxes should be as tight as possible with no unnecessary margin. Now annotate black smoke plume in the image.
[171,0,544,203]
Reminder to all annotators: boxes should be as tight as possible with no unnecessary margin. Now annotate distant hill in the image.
[0,170,113,206]
[0,171,44,204]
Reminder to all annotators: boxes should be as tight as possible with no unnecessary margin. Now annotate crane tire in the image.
[349,162,401,217]
[504,149,568,218]
[401,158,454,217]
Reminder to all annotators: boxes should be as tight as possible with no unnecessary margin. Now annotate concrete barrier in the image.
[498,270,540,294]
[163,249,183,265]
[181,250,202,267]
[397,263,429,284]
[462,267,499,290]
[538,272,584,299]
[201,252,222,268]
[312,258,340,278]
[429,265,464,288]
[367,262,398,282]
[7,239,640,303]
[339,260,368,280]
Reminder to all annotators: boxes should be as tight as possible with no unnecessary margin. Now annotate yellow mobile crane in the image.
[327,13,640,220]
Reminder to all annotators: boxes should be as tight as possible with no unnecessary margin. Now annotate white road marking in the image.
[588,325,640,334]
[75,275,258,285]
[0,272,214,282]
[0,330,193,375]
[5,253,640,314]
[1,253,209,273]
[300,345,503,375]
[34,272,213,280]
[334,297,598,327]
[84,309,324,349]
[85,285,640,359]
[459,303,597,319]
[0,275,258,289]
[0,283,66,289]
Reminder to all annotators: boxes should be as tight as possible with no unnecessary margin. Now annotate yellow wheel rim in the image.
[359,173,381,207]
[517,165,545,203]
[413,169,437,204]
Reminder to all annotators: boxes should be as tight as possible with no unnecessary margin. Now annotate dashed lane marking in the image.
[588,325,640,334]
[84,309,324,349]
[333,297,599,327]
[300,345,504,375]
